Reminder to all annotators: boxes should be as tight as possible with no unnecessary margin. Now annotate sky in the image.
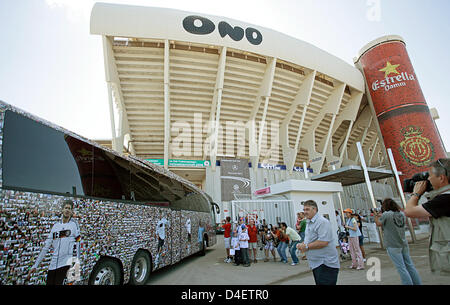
[0,0,449,152]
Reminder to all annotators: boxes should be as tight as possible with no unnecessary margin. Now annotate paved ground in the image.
[146,232,449,285]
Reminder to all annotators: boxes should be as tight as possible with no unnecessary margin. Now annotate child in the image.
[239,224,250,267]
[341,236,350,254]
[230,229,240,265]
[263,227,276,262]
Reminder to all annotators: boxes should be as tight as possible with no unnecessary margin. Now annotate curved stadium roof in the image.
[90,2,385,178]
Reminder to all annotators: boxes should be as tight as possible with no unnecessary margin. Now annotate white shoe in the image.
[291,263,298,266]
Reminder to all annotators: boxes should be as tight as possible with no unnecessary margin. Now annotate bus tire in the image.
[89,258,122,285]
[129,250,151,285]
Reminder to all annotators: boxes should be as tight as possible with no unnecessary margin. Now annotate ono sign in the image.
[182,15,263,45]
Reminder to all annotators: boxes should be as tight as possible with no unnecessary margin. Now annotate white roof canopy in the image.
[90,2,387,177]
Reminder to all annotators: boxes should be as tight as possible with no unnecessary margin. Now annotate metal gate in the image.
[231,200,294,228]
[231,200,295,261]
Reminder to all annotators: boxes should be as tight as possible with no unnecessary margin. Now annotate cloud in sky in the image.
[45,0,95,22]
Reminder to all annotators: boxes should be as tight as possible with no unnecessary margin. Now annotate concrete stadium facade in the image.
[90,3,415,219]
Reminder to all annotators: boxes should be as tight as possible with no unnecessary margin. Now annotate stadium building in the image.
[90,3,446,235]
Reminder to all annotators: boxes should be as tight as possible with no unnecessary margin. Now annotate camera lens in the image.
[404,171,433,193]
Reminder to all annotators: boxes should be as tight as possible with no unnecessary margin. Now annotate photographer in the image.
[404,158,450,275]
[262,226,276,262]
[375,199,422,285]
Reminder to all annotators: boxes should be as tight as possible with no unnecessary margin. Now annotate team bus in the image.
[0,100,218,285]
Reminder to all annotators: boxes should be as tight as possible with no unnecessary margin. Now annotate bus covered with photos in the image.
[0,100,218,285]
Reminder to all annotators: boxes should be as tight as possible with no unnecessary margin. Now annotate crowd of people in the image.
[219,158,449,285]
[221,214,308,268]
[219,205,384,284]
[221,209,367,271]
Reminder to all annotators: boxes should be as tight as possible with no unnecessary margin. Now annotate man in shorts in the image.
[222,217,232,263]
[155,211,169,268]
[247,219,258,263]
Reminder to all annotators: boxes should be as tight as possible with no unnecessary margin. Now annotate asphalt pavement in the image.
[146,232,449,285]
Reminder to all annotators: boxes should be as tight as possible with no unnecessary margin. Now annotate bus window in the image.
[92,147,131,201]
[2,111,92,196]
[172,191,210,212]
[130,163,167,202]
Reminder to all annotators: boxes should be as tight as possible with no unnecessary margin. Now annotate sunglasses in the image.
[436,159,448,176]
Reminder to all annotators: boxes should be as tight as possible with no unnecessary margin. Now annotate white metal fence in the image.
[231,199,297,261]
[231,200,295,229]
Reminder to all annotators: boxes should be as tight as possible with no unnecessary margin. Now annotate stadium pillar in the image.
[357,142,385,249]
[164,40,170,169]
[281,70,316,175]
[209,46,227,171]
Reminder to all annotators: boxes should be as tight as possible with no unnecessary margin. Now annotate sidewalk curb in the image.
[267,269,312,285]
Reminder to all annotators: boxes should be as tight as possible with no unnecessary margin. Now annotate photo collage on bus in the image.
[0,189,211,285]
[0,106,214,285]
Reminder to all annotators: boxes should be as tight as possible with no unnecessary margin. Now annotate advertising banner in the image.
[357,39,446,183]
[220,159,251,201]
[145,159,210,167]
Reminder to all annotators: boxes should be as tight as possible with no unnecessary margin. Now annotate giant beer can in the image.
[355,35,446,184]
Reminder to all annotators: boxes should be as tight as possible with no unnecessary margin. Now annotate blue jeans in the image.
[299,232,305,243]
[289,241,300,264]
[277,241,288,262]
[386,246,422,285]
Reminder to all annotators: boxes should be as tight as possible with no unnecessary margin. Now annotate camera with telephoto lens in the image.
[403,171,433,193]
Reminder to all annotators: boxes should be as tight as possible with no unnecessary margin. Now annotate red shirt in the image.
[247,225,258,243]
[222,223,231,238]
[276,230,289,243]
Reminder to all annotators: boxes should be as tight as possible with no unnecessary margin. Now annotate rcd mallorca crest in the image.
[399,126,435,167]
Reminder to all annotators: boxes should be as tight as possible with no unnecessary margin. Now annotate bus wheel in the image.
[130,251,151,285]
[89,259,122,285]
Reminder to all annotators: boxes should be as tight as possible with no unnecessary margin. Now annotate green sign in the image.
[145,159,210,167]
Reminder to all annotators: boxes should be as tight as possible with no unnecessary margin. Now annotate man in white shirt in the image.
[297,200,340,285]
[281,222,301,266]
[186,218,191,254]
[155,211,170,267]
[336,210,344,233]
[27,200,81,285]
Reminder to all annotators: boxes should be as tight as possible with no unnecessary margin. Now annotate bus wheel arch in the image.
[129,249,152,285]
[88,256,124,285]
